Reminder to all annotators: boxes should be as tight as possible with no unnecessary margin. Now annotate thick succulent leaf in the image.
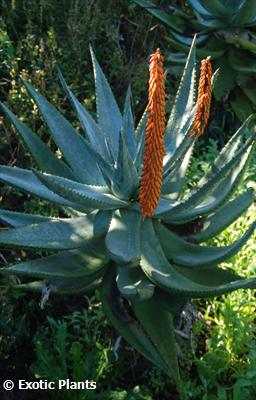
[47,276,102,294]
[196,0,232,17]
[23,81,104,185]
[0,102,75,180]
[0,215,105,250]
[2,249,108,279]
[140,219,256,298]
[233,0,256,25]
[90,46,122,159]
[158,137,255,221]
[213,58,237,100]
[167,140,254,223]
[34,171,128,210]
[93,210,112,237]
[116,266,155,301]
[0,165,83,210]
[198,115,254,187]
[58,69,110,162]
[133,295,180,384]
[155,221,256,268]
[165,36,196,154]
[133,0,186,32]
[228,50,256,74]
[162,145,194,200]
[187,0,213,16]
[105,209,141,263]
[101,269,169,374]
[0,209,54,227]
[112,134,138,199]
[122,86,137,160]
[6,277,101,295]
[189,189,255,242]
[163,106,195,173]
[134,110,146,172]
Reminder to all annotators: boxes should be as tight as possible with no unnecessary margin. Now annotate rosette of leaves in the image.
[133,0,256,121]
[0,39,255,387]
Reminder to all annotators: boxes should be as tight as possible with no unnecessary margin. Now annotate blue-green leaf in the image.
[189,189,255,242]
[133,295,180,384]
[116,266,155,301]
[34,171,128,210]
[101,269,169,374]
[0,102,75,180]
[0,209,54,227]
[105,209,141,263]
[122,86,137,160]
[140,219,256,298]
[0,165,83,209]
[112,133,138,199]
[165,36,197,154]
[2,249,108,279]
[155,221,256,268]
[58,69,110,162]
[0,215,103,250]
[23,81,104,185]
[90,46,122,159]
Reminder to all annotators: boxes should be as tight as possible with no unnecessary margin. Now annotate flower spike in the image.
[191,56,212,137]
[139,48,166,218]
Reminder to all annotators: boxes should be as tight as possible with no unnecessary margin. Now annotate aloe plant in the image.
[0,39,255,387]
[133,0,256,121]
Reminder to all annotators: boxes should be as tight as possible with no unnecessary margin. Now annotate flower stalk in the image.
[139,49,166,218]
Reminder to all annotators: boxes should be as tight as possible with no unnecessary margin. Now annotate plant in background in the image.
[133,0,256,121]
[0,38,255,391]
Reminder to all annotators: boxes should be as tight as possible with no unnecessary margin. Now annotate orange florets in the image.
[191,57,212,137]
[139,49,166,218]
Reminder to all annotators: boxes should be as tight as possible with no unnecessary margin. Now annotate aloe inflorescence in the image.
[139,48,166,217]
[0,38,255,386]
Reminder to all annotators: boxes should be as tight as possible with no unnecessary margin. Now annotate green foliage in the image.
[133,0,256,121]
[0,38,255,394]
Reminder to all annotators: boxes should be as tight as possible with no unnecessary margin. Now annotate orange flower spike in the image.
[191,57,212,137]
[139,49,166,218]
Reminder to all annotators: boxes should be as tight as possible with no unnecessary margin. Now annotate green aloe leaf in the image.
[166,140,254,223]
[133,0,186,32]
[158,137,255,221]
[90,46,122,159]
[165,35,196,154]
[189,189,254,242]
[58,69,110,162]
[116,266,155,301]
[0,209,55,227]
[105,209,141,263]
[162,145,195,201]
[0,215,104,250]
[134,110,146,173]
[133,295,180,384]
[0,165,83,210]
[112,133,138,200]
[155,221,256,268]
[23,81,105,185]
[140,219,256,298]
[1,249,108,279]
[34,171,128,210]
[0,102,75,180]
[101,268,170,374]
[198,115,254,187]
[122,86,137,160]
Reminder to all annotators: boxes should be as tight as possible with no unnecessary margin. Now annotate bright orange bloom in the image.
[139,49,166,218]
[191,57,212,137]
